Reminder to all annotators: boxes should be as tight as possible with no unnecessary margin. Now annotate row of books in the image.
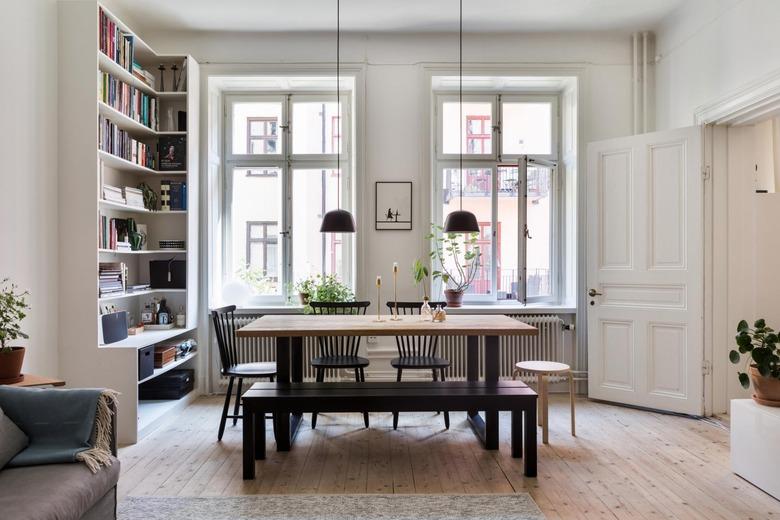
[102,185,145,209]
[99,8,133,72]
[160,181,187,211]
[99,216,133,251]
[99,262,127,296]
[99,72,158,130]
[132,62,155,90]
[99,116,157,169]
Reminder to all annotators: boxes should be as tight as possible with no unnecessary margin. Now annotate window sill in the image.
[233,304,304,314]
[228,303,576,315]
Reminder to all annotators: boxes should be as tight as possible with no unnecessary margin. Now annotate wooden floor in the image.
[119,395,780,519]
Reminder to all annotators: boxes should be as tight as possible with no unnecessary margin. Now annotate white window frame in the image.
[433,92,561,304]
[223,92,354,304]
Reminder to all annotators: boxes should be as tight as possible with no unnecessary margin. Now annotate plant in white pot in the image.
[426,224,481,308]
[0,278,30,384]
[730,318,780,406]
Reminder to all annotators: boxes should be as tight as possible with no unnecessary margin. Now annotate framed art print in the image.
[375,181,412,230]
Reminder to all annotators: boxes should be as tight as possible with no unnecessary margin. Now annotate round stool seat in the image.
[515,360,571,374]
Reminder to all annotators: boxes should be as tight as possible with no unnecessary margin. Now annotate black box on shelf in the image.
[139,369,194,400]
[100,311,128,345]
[149,259,186,289]
[138,345,155,381]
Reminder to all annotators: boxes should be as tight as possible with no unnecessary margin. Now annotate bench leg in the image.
[255,408,265,460]
[511,409,522,458]
[243,406,255,480]
[393,369,402,430]
[524,402,538,477]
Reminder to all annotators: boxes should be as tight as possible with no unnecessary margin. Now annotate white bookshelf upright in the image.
[58,1,200,444]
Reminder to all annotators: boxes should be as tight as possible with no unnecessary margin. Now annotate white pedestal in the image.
[731,399,780,499]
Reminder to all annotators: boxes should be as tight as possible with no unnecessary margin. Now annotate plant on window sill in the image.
[426,223,481,308]
[730,318,780,406]
[236,264,276,296]
[299,274,354,314]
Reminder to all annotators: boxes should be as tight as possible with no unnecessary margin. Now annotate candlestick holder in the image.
[375,276,385,322]
[390,267,401,321]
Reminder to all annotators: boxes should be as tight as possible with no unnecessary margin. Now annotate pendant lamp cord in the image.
[336,0,341,210]
[458,0,463,212]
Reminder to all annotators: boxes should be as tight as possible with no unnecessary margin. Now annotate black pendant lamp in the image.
[320,0,356,233]
[443,0,479,234]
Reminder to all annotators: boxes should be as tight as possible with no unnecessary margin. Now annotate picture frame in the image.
[375,181,412,230]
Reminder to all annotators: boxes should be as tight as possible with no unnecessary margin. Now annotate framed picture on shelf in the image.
[375,181,412,230]
[158,136,186,171]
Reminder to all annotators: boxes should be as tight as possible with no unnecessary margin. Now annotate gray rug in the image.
[119,494,545,520]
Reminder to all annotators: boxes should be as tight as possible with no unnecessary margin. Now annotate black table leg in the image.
[484,335,500,450]
[274,337,291,451]
[274,336,304,452]
[466,335,486,444]
[524,401,538,477]
[243,406,255,480]
[254,407,265,460]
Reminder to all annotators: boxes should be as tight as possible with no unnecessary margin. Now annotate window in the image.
[224,93,353,303]
[435,93,559,303]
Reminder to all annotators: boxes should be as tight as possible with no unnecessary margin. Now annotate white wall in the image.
[0,0,59,376]
[142,30,635,307]
[655,0,780,129]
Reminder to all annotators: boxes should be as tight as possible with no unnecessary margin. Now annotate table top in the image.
[6,374,66,387]
[236,313,538,338]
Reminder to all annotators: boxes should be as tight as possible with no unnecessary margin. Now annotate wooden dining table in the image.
[236,313,538,450]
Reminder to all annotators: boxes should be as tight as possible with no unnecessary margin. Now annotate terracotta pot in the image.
[0,346,25,384]
[298,292,310,305]
[749,365,780,407]
[444,289,464,308]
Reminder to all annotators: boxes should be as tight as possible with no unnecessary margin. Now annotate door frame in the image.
[695,67,780,415]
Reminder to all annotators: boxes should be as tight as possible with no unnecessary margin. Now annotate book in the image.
[159,180,171,211]
[167,180,187,210]
[99,8,134,72]
[124,187,145,208]
[98,261,127,296]
[98,71,158,130]
[99,115,157,169]
[158,136,186,171]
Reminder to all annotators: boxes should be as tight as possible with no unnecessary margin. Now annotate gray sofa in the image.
[0,398,120,520]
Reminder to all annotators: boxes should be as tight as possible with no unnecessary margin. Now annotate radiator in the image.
[213,313,565,389]
[438,314,566,382]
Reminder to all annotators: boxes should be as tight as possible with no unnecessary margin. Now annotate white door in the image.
[587,126,704,415]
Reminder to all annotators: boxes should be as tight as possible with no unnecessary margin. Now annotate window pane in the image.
[502,102,552,155]
[292,168,347,285]
[526,166,553,298]
[231,102,282,155]
[497,166,520,299]
[442,102,492,155]
[231,168,282,295]
[442,167,492,295]
[292,102,342,154]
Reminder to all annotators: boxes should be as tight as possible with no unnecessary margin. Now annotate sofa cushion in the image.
[0,405,28,468]
[0,456,119,520]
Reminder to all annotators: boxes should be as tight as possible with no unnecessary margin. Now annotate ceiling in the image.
[113,0,684,34]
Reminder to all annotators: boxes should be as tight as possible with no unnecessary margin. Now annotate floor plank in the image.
[118,395,780,519]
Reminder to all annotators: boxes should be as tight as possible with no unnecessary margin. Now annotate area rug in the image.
[118,494,545,520]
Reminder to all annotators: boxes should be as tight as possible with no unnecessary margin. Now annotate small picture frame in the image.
[375,181,412,230]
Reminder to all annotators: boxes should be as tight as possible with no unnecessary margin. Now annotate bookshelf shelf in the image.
[61,1,199,446]
[99,248,187,255]
[98,101,157,137]
[101,326,195,350]
[138,351,197,384]
[98,288,186,302]
[99,199,186,214]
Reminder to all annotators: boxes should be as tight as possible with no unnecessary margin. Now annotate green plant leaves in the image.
[738,372,750,389]
[737,320,749,333]
[755,319,766,329]
[729,350,741,364]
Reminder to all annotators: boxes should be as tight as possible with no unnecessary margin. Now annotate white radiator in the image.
[213,313,565,389]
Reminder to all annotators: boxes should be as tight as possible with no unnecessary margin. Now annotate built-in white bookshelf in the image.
[59,1,200,444]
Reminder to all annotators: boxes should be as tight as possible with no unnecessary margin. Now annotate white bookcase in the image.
[58,1,200,444]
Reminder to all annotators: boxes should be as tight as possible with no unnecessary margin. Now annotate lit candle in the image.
[392,262,399,273]
[375,275,383,321]
[391,263,400,320]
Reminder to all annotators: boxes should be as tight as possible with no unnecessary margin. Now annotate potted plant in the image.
[294,276,317,305]
[302,274,354,314]
[0,279,30,384]
[730,318,780,406]
[426,224,481,308]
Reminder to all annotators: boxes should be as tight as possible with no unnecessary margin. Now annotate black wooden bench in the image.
[241,380,538,479]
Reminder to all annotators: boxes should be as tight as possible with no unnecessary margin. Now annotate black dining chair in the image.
[211,305,277,441]
[386,301,450,429]
[309,300,371,429]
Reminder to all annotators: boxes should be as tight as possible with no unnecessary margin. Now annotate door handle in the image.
[588,288,603,297]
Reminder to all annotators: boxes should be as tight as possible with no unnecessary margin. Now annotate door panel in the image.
[587,126,703,415]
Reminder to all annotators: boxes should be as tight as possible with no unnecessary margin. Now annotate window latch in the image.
[524,225,532,239]
[279,231,290,237]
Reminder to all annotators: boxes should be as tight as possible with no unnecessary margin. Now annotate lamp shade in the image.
[320,209,356,233]
[443,210,479,233]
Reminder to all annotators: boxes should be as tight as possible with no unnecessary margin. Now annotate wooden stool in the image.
[512,361,575,444]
